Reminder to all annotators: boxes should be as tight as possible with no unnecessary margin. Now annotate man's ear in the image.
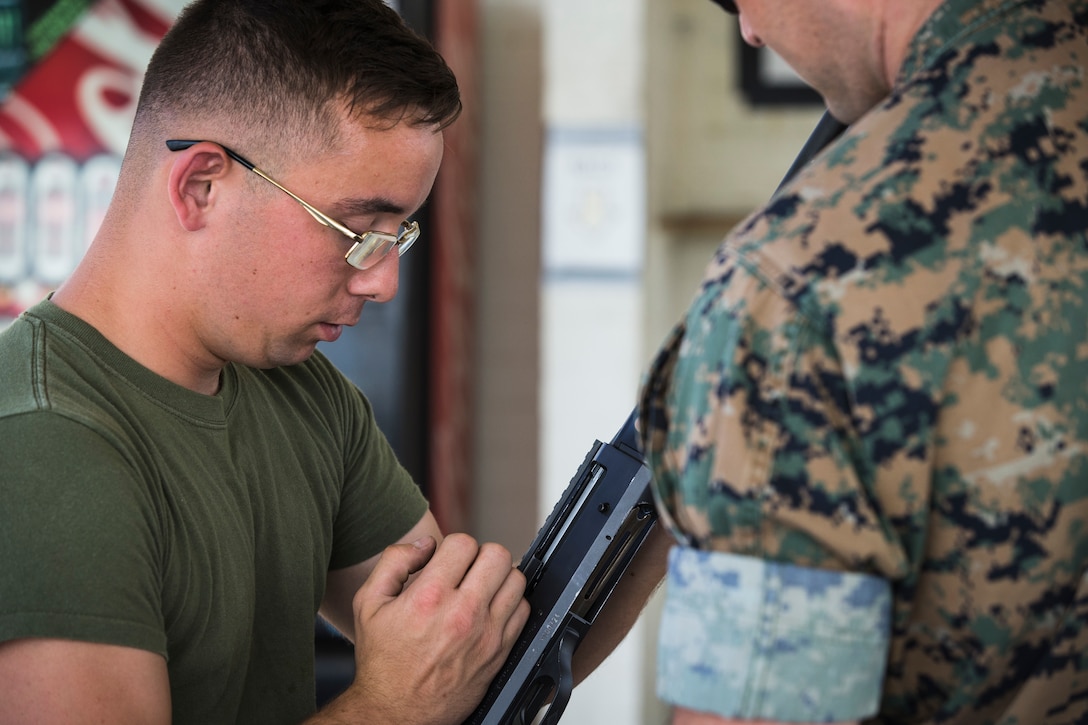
[166,143,231,232]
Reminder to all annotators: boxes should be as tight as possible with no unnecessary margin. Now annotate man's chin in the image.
[256,342,320,369]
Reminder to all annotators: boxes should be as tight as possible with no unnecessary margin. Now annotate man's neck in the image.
[51,253,224,397]
[877,0,946,90]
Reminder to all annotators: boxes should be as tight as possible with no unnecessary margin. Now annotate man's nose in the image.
[738,15,764,47]
[347,251,400,302]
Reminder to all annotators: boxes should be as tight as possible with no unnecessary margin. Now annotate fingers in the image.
[407,534,527,636]
[497,570,532,649]
[416,534,522,596]
[454,538,517,595]
[345,534,531,724]
[416,533,489,589]
[481,553,527,620]
[359,536,438,604]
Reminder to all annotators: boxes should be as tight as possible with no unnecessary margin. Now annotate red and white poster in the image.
[0,0,184,325]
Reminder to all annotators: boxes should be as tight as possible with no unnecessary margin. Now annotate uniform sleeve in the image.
[640,245,909,574]
[0,412,167,657]
[638,246,906,721]
[656,546,890,721]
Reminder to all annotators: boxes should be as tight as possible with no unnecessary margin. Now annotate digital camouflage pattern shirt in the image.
[639,0,1088,722]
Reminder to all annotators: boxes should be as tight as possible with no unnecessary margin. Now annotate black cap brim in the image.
[710,0,738,13]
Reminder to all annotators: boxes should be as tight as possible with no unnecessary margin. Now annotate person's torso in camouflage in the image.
[639,0,1088,721]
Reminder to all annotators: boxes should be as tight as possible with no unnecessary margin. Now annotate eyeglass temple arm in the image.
[164,139,356,236]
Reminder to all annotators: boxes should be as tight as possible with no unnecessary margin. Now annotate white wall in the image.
[539,1,659,722]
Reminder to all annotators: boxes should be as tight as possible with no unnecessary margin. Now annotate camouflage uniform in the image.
[638,0,1088,722]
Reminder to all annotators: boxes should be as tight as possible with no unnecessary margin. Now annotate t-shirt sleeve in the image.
[0,412,167,656]
[324,376,428,571]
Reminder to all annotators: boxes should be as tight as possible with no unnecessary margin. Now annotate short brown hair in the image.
[128,0,460,166]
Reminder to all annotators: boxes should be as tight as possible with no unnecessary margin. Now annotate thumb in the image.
[362,536,437,602]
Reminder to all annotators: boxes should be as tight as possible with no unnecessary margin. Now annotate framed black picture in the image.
[738,41,823,106]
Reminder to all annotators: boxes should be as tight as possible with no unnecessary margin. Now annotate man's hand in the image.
[340,533,529,725]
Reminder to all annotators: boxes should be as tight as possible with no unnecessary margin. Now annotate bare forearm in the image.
[304,688,422,725]
[672,708,858,725]
[571,523,672,684]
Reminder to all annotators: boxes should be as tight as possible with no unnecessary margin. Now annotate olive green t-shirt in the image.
[0,299,428,724]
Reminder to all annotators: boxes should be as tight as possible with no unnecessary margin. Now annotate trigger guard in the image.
[537,631,578,725]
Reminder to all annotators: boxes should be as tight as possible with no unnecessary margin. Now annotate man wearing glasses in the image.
[0,1,667,723]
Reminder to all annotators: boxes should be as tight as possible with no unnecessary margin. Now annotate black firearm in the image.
[464,109,848,725]
[462,410,656,725]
